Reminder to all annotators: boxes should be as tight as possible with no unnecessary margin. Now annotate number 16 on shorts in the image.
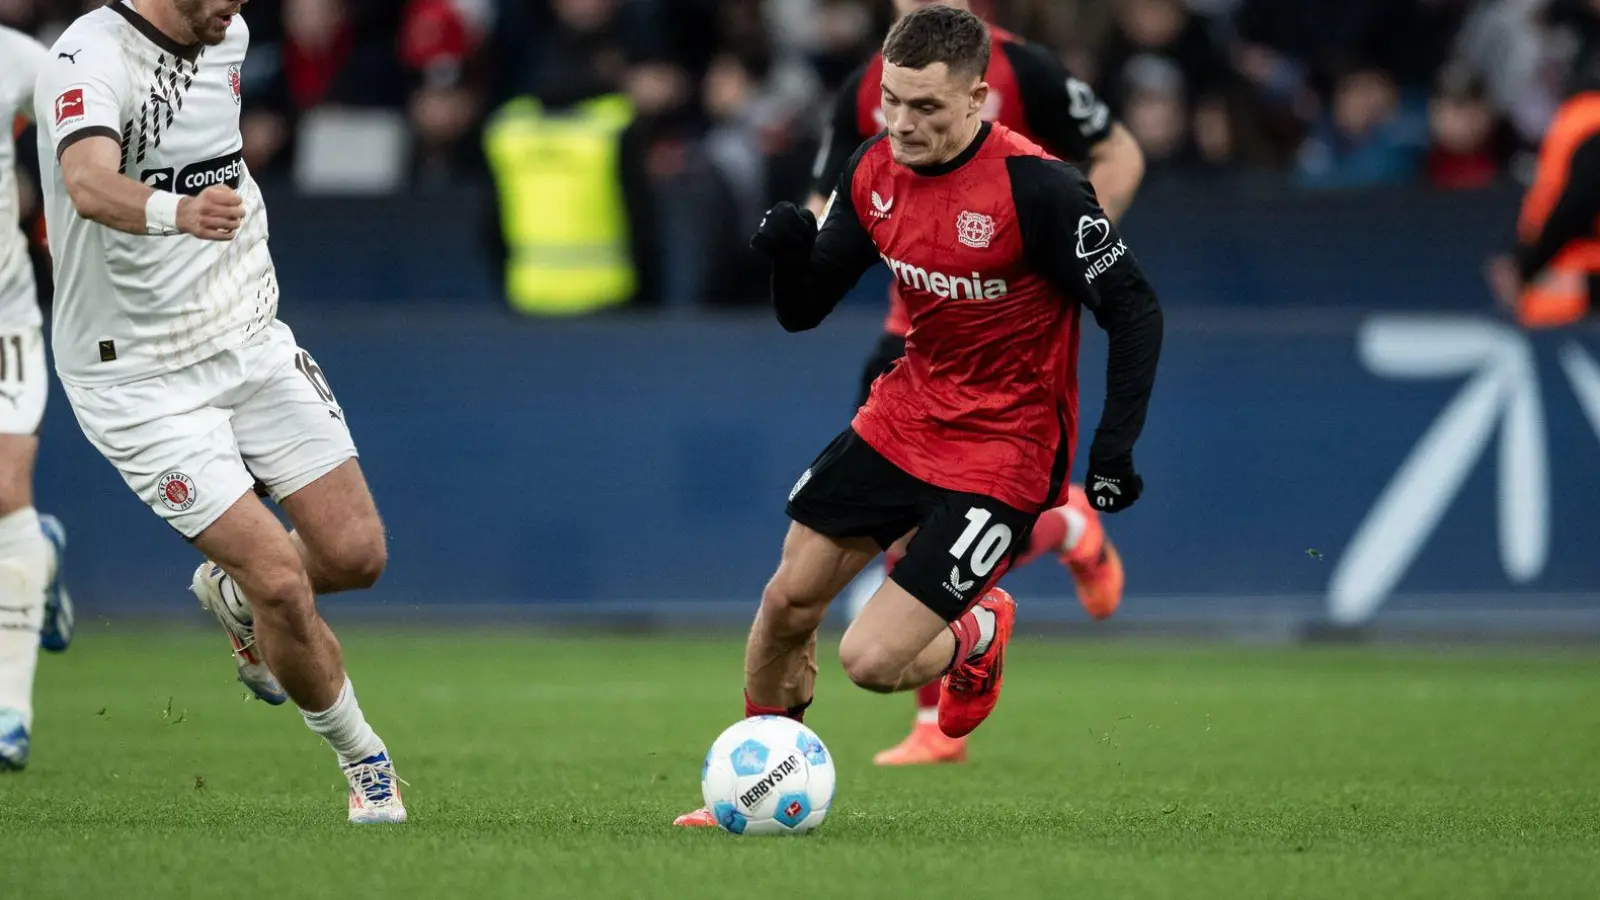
[294,350,339,409]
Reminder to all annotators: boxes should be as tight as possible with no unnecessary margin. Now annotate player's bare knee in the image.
[837,635,905,693]
[332,528,387,590]
[245,565,315,617]
[840,652,903,694]
[342,528,388,586]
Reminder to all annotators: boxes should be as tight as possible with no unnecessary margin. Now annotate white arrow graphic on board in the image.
[1329,316,1548,625]
[1559,340,1600,444]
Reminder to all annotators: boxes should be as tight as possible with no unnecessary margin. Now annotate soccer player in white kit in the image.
[0,24,74,772]
[34,0,405,822]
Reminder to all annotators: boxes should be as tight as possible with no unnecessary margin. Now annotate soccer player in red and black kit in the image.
[675,6,1162,828]
[810,0,1147,766]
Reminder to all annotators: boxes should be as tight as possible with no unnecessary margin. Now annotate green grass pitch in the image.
[1,629,1596,899]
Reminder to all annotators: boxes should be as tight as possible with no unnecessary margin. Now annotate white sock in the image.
[914,706,939,725]
[968,605,996,659]
[0,508,50,730]
[300,677,386,766]
[1061,506,1089,553]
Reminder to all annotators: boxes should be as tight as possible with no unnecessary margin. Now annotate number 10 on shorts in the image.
[949,508,1012,578]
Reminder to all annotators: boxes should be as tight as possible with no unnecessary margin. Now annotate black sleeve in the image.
[1009,155,1163,466]
[1000,39,1114,165]
[773,136,885,332]
[1517,131,1600,281]
[809,63,872,198]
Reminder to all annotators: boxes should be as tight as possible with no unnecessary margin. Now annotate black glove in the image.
[750,202,817,260]
[1085,452,1142,513]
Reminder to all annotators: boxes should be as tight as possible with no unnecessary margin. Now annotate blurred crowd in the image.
[11,0,1600,187]
[8,0,1600,307]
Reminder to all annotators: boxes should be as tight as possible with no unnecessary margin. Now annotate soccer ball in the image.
[700,716,835,835]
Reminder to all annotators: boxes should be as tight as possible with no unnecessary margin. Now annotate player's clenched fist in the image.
[1085,453,1143,513]
[749,201,817,259]
[177,185,244,242]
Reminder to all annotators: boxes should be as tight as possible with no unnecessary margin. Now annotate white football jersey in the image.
[0,25,47,332]
[35,2,278,386]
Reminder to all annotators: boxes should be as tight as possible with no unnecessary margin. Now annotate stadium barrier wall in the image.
[38,305,1600,634]
[254,181,1524,313]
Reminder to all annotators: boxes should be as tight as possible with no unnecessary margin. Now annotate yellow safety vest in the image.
[484,94,636,315]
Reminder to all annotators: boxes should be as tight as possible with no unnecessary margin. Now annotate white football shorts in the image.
[62,320,358,538]
[0,325,48,436]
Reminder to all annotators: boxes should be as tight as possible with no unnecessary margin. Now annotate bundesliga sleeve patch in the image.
[54,86,87,127]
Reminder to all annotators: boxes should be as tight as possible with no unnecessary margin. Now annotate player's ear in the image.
[969,80,989,115]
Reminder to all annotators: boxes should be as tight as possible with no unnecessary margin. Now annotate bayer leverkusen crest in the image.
[955,210,996,249]
[228,64,241,104]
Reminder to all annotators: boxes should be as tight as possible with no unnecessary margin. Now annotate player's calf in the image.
[245,568,344,710]
[743,524,877,711]
[194,495,344,711]
[191,562,287,705]
[756,575,832,645]
[744,576,830,711]
[276,460,387,595]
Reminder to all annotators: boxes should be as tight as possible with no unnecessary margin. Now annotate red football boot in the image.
[937,588,1016,739]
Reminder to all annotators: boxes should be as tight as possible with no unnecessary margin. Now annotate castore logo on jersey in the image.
[870,191,894,219]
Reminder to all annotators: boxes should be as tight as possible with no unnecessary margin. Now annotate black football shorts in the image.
[786,428,1036,621]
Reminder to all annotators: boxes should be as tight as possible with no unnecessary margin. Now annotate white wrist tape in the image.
[144,191,180,235]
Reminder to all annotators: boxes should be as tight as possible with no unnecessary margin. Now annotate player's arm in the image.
[36,47,240,241]
[752,136,884,333]
[805,65,871,219]
[2,27,48,124]
[1516,133,1600,284]
[2,29,48,226]
[1011,154,1163,511]
[1079,124,1143,224]
[57,137,242,241]
[1004,40,1144,223]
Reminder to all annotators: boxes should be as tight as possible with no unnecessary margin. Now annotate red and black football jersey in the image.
[793,123,1161,512]
[811,27,1117,338]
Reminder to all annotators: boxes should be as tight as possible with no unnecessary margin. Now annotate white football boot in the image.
[0,709,28,771]
[190,562,287,705]
[38,513,73,653]
[344,751,408,823]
